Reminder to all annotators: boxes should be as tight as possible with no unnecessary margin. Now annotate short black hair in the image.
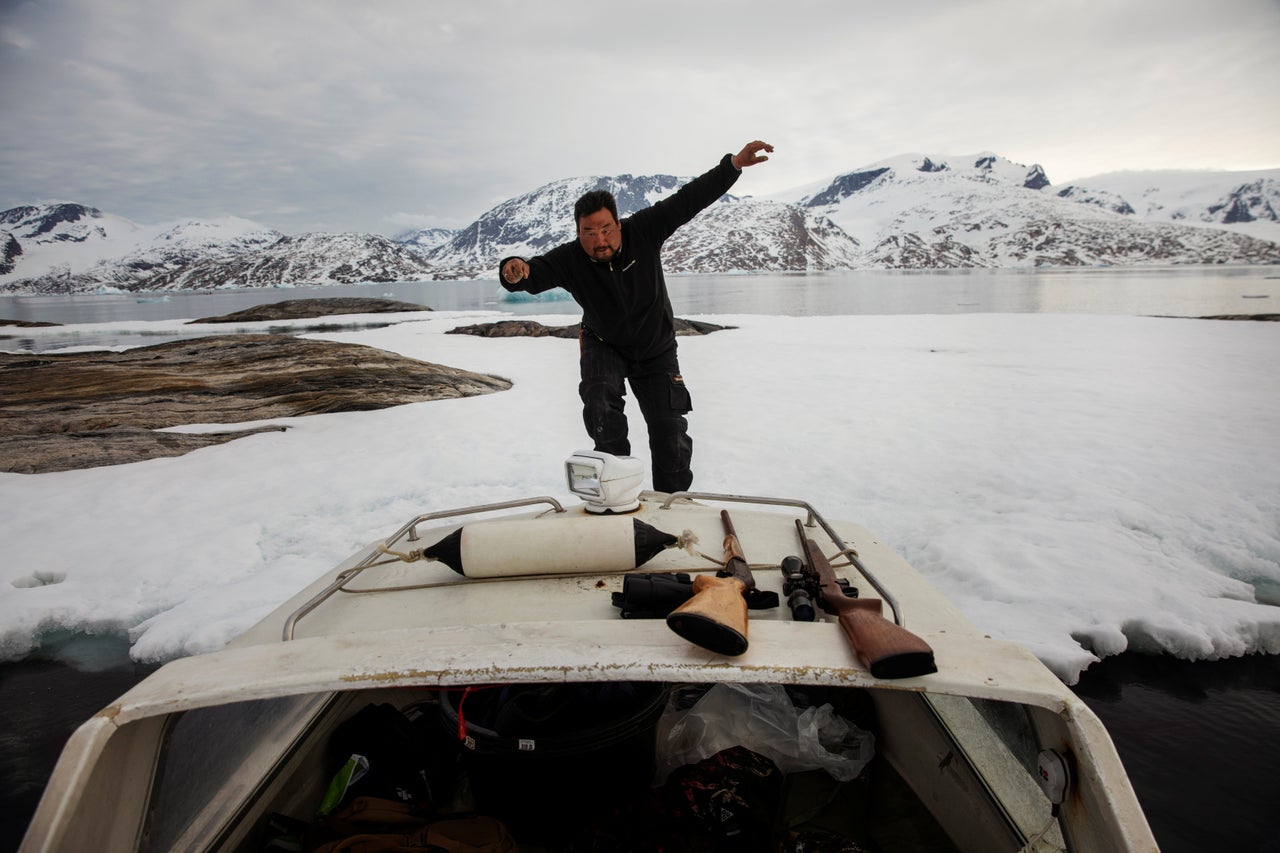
[574,190,619,226]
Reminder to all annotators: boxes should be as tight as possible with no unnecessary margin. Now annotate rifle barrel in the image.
[795,519,936,679]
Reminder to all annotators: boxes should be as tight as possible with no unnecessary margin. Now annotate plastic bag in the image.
[654,683,875,783]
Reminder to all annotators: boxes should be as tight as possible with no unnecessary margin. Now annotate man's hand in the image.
[502,258,530,284]
[732,140,774,170]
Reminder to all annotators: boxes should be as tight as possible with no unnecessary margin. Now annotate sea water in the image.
[1,266,1277,353]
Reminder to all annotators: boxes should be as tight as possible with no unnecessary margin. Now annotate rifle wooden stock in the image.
[795,520,937,679]
[666,510,752,656]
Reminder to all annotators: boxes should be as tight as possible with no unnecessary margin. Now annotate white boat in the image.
[22,453,1158,852]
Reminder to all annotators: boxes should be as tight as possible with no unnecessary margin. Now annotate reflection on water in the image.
[1,268,1276,352]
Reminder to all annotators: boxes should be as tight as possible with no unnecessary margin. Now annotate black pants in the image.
[579,333,693,493]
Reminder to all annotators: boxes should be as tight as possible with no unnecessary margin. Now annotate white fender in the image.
[423,515,678,578]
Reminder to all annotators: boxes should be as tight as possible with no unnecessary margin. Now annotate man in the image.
[500,140,773,493]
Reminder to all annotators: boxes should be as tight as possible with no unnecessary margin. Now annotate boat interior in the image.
[68,674,1079,852]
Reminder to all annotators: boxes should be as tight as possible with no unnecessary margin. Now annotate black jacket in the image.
[499,154,741,362]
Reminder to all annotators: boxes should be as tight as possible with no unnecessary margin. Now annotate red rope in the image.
[456,685,475,741]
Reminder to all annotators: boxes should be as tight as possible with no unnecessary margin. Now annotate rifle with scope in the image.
[791,519,937,679]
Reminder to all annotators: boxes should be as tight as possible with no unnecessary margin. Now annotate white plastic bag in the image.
[653,683,875,783]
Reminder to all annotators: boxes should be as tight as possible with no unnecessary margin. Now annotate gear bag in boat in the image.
[438,682,669,843]
[320,703,442,813]
[307,812,517,853]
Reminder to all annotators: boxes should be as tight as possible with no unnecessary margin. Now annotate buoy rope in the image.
[377,544,425,562]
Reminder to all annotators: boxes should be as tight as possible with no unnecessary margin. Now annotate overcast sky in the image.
[2,0,1277,236]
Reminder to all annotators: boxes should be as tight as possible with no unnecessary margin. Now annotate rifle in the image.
[793,519,937,679]
[665,510,755,656]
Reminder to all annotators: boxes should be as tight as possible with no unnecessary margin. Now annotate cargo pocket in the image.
[669,373,692,414]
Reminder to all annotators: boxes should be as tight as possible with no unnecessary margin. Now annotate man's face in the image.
[577,208,621,262]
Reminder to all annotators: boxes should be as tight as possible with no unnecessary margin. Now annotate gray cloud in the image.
[2,0,1277,235]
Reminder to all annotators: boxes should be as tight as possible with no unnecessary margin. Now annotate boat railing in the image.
[281,496,567,640]
[663,492,905,628]
[282,491,906,640]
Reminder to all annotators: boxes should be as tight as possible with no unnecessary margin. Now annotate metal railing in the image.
[281,496,566,640]
[281,490,906,640]
[661,492,905,628]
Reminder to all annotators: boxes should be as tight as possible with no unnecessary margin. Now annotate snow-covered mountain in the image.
[140,233,436,290]
[0,204,283,293]
[394,226,456,253]
[1052,170,1280,240]
[1,203,146,276]
[421,173,860,276]
[0,204,432,294]
[778,153,1280,268]
[661,199,863,272]
[3,153,1277,293]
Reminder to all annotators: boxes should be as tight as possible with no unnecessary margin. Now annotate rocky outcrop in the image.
[445,318,735,338]
[0,335,510,473]
[188,297,431,323]
[0,318,59,327]
[0,425,289,474]
[1,232,22,275]
[0,203,104,237]
[448,319,581,339]
[1023,164,1051,190]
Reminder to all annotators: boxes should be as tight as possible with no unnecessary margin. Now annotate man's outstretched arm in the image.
[640,140,775,240]
[501,256,530,286]
[731,140,774,170]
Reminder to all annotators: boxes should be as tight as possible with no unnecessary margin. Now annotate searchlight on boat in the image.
[565,450,645,513]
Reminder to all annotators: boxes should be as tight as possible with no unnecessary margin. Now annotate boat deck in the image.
[208,492,1068,711]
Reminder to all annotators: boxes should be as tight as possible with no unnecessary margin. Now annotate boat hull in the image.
[22,492,1159,852]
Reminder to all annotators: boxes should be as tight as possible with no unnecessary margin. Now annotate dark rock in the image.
[870,233,983,268]
[447,320,580,339]
[0,335,510,473]
[445,318,735,338]
[1023,164,1051,190]
[675,318,736,335]
[1218,197,1255,224]
[0,318,60,327]
[1056,185,1136,216]
[1,232,22,275]
[31,203,103,236]
[0,205,39,226]
[804,168,891,207]
[1208,181,1280,225]
[0,426,288,475]
[188,297,431,324]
